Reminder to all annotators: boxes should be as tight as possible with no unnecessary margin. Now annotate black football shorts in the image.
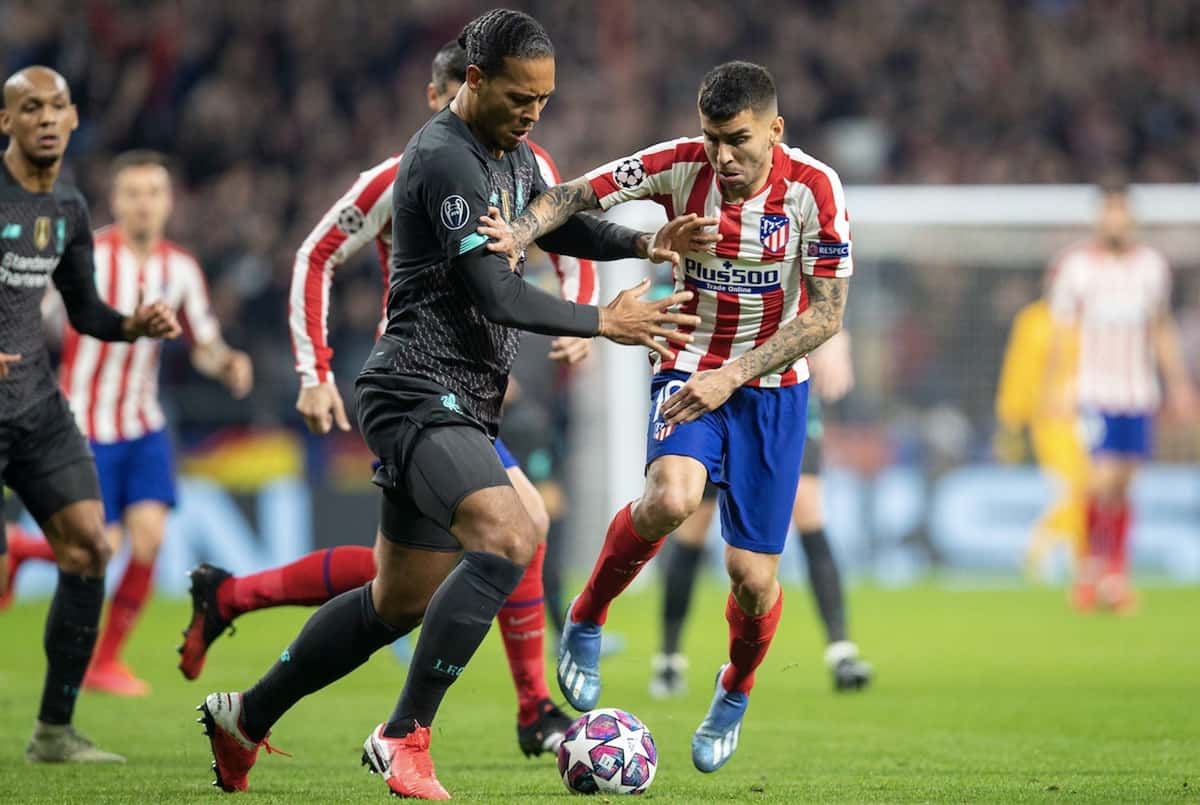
[1,391,101,528]
[356,374,511,553]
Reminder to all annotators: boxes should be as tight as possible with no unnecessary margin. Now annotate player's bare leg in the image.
[84,501,165,696]
[650,498,714,699]
[693,546,782,772]
[562,455,707,710]
[28,499,125,764]
[794,474,873,691]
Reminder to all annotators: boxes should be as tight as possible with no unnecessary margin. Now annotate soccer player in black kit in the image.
[0,66,179,763]
[198,9,715,800]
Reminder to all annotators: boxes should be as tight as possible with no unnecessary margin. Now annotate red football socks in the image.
[93,557,154,665]
[216,546,376,621]
[7,526,57,565]
[572,503,664,626]
[721,589,783,695]
[498,542,551,725]
[1085,497,1131,575]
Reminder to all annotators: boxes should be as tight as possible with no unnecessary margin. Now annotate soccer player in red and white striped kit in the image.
[176,40,596,759]
[1046,181,1197,611]
[488,61,852,772]
[5,150,252,697]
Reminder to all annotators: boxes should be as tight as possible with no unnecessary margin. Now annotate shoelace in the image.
[260,737,291,758]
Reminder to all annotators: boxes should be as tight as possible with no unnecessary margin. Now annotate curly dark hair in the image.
[698,61,777,122]
[457,9,554,76]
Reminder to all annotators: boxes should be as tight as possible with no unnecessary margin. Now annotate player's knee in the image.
[639,485,701,536]
[467,514,538,566]
[726,556,777,613]
[59,531,111,576]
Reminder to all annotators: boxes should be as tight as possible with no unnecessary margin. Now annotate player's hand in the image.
[296,382,351,435]
[640,214,721,267]
[479,207,521,270]
[123,300,181,340]
[221,350,254,400]
[549,336,591,365]
[808,330,854,402]
[0,352,21,379]
[660,367,740,424]
[598,278,699,360]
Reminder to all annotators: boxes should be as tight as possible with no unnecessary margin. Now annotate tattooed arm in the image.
[727,276,849,384]
[508,177,603,252]
[658,276,849,424]
[482,176,721,265]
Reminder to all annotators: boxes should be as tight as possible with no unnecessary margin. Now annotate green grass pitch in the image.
[1,582,1198,803]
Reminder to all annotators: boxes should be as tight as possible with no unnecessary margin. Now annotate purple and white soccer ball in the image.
[556,708,657,795]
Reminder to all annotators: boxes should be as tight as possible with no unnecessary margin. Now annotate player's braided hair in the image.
[457,9,554,76]
[431,39,468,93]
[698,61,777,122]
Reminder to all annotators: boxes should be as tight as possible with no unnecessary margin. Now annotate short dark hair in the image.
[698,61,777,122]
[110,149,172,179]
[431,40,468,93]
[457,9,554,76]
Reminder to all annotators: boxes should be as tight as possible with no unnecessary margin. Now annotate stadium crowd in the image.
[2,0,1197,432]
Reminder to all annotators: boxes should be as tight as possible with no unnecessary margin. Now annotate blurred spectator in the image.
[1,0,1197,440]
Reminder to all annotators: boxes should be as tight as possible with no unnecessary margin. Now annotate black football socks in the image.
[240,583,409,742]
[38,572,104,725]
[800,528,848,643]
[383,551,525,737]
[661,541,705,656]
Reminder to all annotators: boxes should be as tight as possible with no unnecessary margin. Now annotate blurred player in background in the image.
[1046,181,1197,612]
[994,267,1089,581]
[177,40,593,759]
[195,11,703,798]
[53,150,251,697]
[492,61,851,773]
[0,67,179,763]
[650,330,871,699]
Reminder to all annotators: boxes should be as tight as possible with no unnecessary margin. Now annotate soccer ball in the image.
[556,708,657,795]
[612,157,645,189]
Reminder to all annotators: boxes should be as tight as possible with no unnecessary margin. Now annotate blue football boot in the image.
[556,597,602,711]
[691,664,749,773]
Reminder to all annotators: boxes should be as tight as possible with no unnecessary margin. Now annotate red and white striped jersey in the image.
[289,140,597,388]
[1048,242,1170,413]
[57,226,221,443]
[586,139,852,387]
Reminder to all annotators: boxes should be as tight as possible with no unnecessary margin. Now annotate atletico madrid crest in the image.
[759,214,789,254]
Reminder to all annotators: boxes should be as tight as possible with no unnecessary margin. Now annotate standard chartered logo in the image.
[0,251,57,288]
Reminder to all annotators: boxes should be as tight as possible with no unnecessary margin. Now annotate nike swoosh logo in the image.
[505,611,540,626]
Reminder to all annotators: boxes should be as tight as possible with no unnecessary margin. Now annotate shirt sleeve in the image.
[797,161,853,279]
[1047,253,1082,322]
[176,252,221,346]
[414,145,497,261]
[291,158,400,388]
[52,198,126,342]
[585,138,694,211]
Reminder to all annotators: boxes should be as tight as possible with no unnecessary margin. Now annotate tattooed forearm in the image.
[728,276,849,385]
[510,177,600,251]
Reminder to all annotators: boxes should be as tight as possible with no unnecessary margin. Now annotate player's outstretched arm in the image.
[660,276,848,425]
[505,177,600,252]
